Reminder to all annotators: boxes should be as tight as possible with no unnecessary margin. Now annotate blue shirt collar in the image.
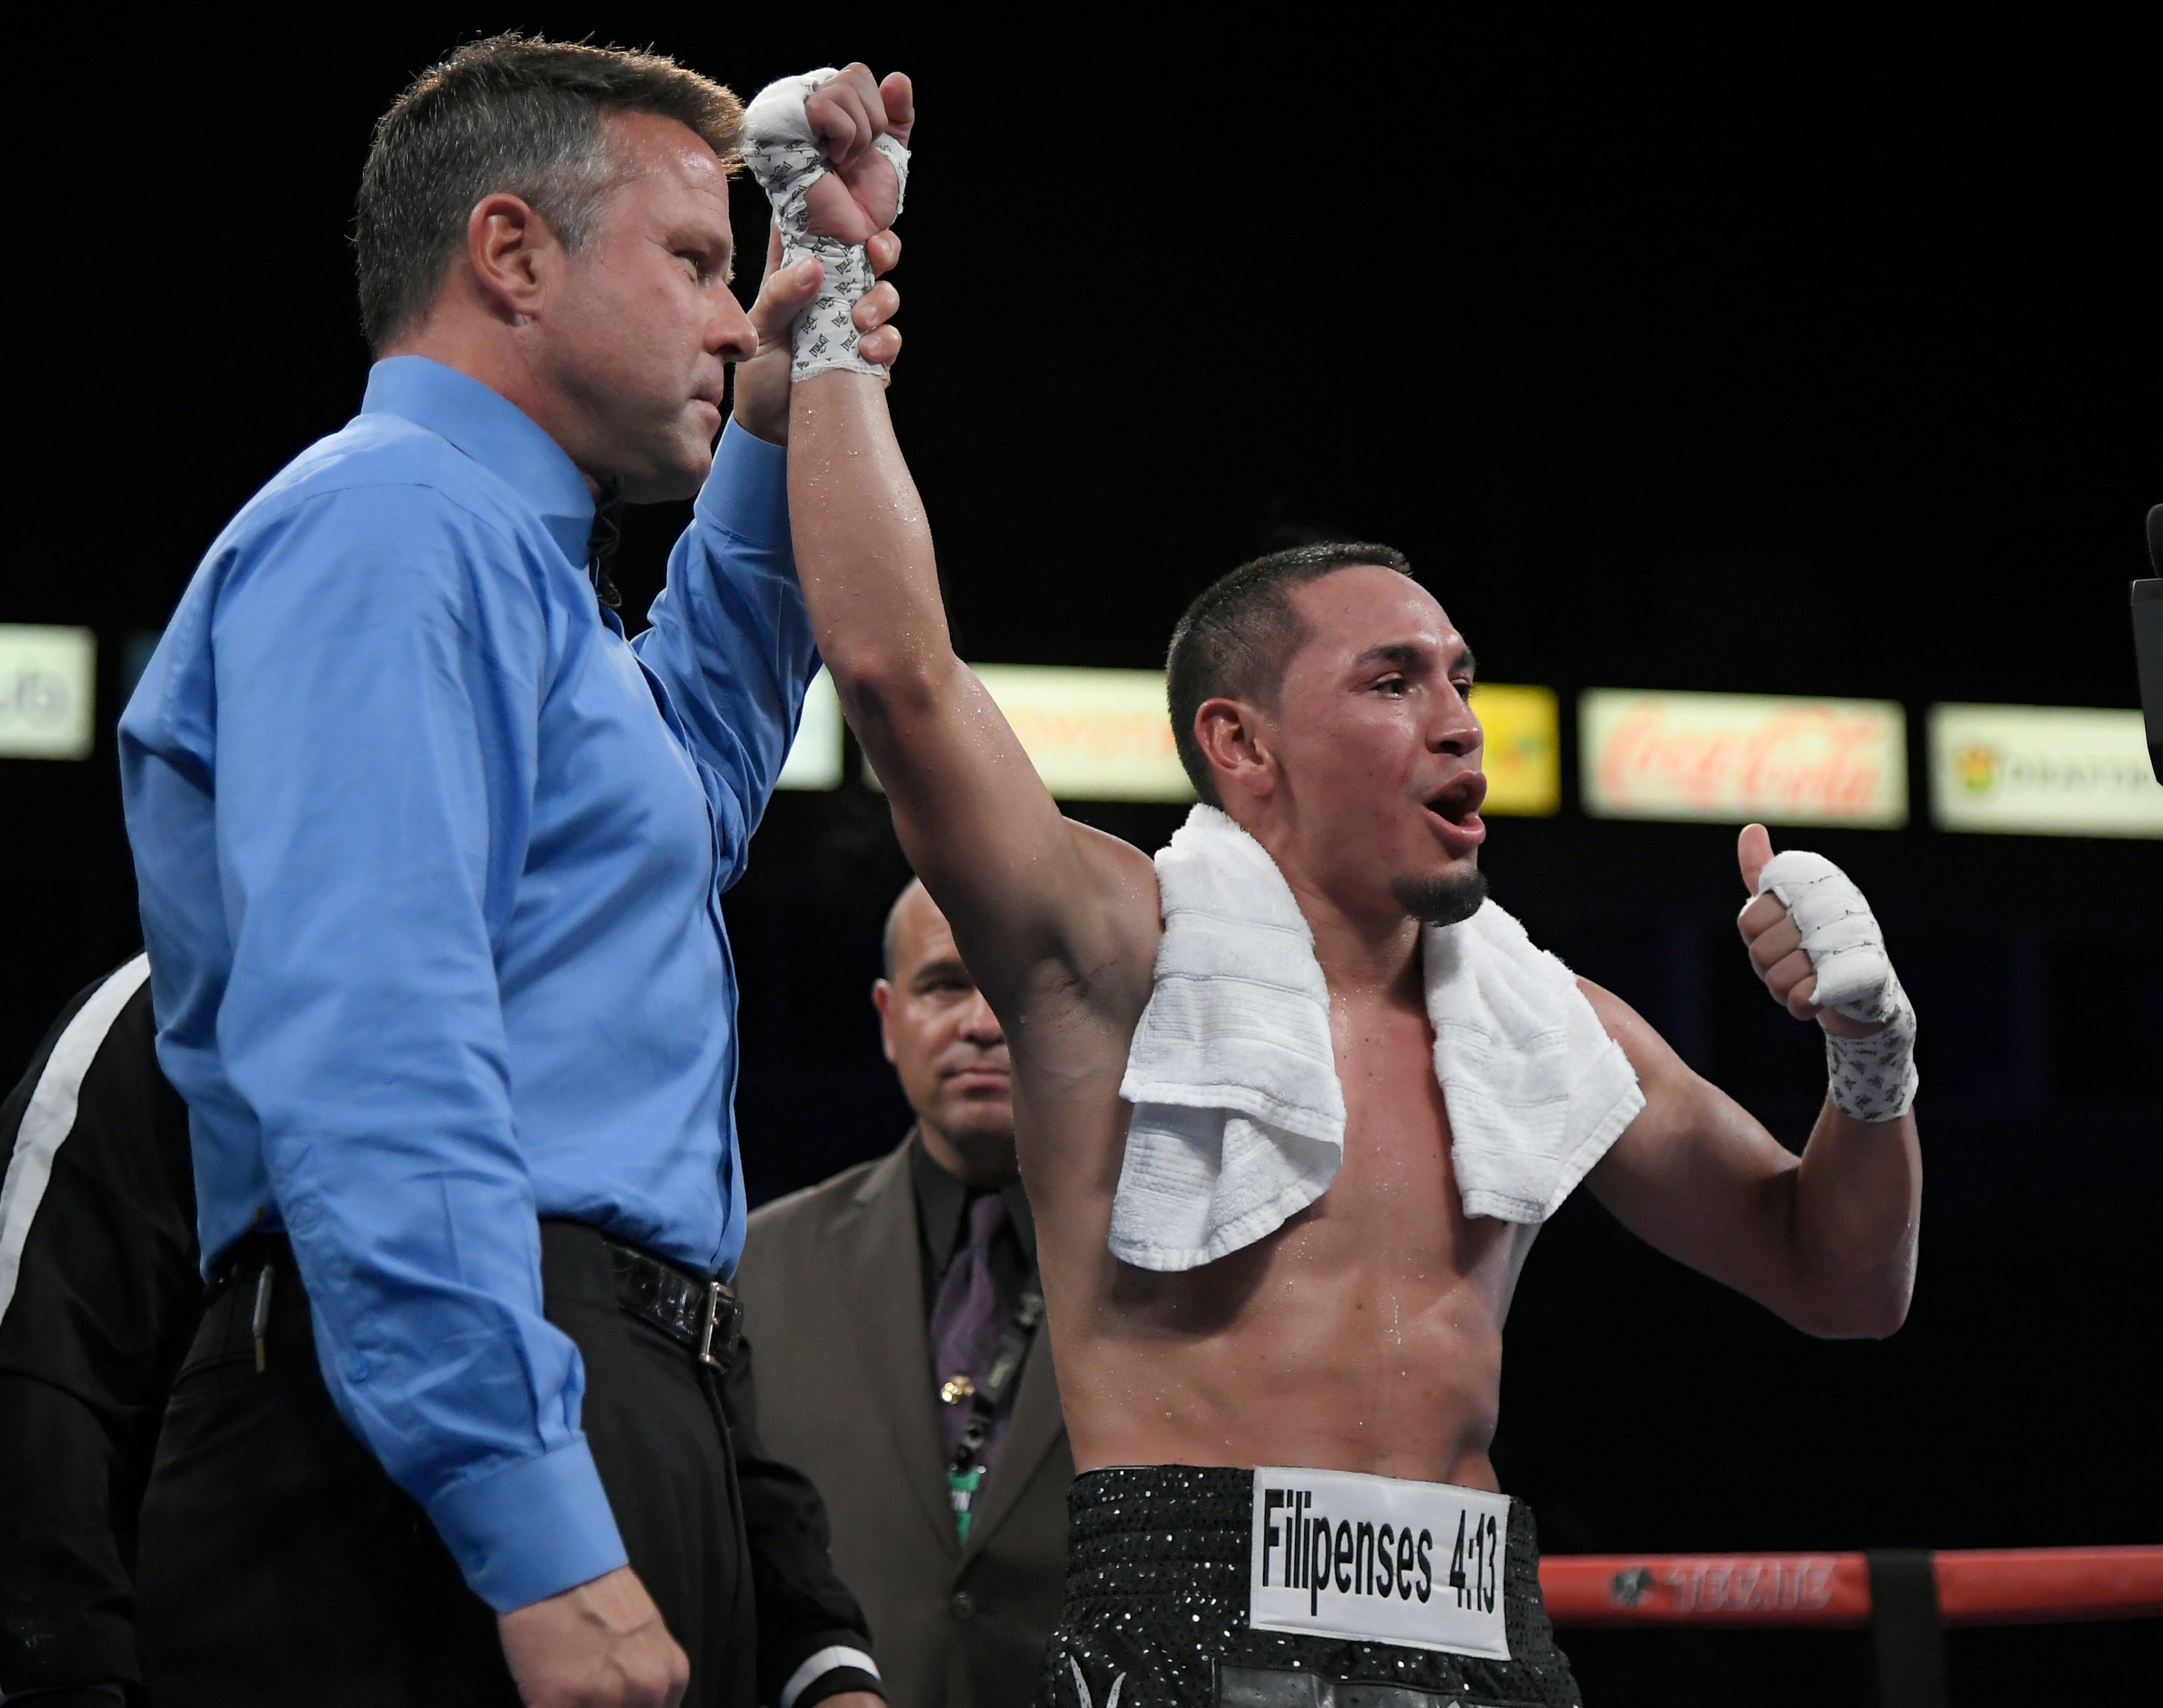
[362,356,596,565]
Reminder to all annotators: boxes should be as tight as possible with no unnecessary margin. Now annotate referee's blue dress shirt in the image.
[118,355,816,1612]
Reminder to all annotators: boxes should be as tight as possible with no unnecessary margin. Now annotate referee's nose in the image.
[707,283,759,365]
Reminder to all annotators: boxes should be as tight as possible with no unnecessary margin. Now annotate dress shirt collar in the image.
[908,1126,1036,1279]
[362,356,596,566]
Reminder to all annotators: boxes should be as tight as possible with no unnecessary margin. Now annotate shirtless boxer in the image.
[750,69,1922,1708]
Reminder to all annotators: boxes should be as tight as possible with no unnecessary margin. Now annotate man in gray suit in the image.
[735,880,1072,1708]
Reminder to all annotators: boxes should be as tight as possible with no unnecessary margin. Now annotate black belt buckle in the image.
[696,1278,741,1371]
[598,1232,739,1371]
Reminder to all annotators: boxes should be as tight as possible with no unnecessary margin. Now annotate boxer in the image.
[748,69,1922,1708]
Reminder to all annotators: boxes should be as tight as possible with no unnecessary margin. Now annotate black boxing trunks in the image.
[1036,1466,1582,1708]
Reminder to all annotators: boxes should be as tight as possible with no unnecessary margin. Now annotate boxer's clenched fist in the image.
[801,65,914,241]
[1735,824,1883,1039]
[743,64,913,382]
[1735,823,1918,1122]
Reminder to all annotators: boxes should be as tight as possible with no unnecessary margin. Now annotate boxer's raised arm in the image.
[751,63,1156,1011]
[788,370,1156,1008]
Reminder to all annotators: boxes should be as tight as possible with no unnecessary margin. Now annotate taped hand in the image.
[743,65,913,381]
[1735,824,1917,1122]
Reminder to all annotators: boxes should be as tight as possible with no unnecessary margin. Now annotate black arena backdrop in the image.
[7,12,2158,1702]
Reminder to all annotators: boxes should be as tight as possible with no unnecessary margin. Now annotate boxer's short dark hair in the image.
[355,34,744,350]
[1166,542,1415,806]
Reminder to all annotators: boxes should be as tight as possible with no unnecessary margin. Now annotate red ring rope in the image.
[1538,1546,2163,1627]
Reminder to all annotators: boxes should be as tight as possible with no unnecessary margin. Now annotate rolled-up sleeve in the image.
[209,486,626,1611]
[635,421,818,889]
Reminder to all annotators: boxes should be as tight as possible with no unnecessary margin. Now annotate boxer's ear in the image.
[1193,697,1276,802]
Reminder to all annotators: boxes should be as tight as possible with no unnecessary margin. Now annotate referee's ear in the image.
[464,191,564,324]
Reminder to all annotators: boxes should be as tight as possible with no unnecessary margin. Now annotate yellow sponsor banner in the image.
[0,624,96,761]
[1581,689,1907,827]
[972,665,1193,802]
[1468,684,1560,817]
[1929,703,2163,837]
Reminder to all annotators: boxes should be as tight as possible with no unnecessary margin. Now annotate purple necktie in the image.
[929,1193,1012,1467]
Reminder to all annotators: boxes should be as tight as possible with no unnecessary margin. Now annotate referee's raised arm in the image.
[113,37,896,1708]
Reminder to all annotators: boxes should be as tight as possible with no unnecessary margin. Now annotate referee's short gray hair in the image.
[355,34,744,351]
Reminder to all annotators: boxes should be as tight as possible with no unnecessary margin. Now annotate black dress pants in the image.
[136,1222,755,1708]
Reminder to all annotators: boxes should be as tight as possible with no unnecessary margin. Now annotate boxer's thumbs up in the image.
[1737,823,1774,896]
[1736,823,1817,1021]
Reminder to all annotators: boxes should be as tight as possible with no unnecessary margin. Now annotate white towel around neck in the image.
[1109,806,1646,1271]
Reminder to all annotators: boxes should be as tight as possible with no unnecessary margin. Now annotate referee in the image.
[114,35,904,1708]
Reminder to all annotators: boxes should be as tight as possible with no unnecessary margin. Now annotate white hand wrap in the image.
[743,69,909,382]
[1755,850,1918,1123]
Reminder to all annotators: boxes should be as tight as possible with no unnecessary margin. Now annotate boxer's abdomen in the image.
[1062,1257,1512,1483]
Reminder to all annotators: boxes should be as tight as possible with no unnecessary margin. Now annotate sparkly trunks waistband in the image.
[1039,1466,1582,1708]
[1063,1465,1541,1601]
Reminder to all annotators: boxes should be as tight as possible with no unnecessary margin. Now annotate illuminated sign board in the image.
[0,624,96,760]
[1581,689,1907,827]
[1468,684,1560,817]
[1929,703,2163,837]
[971,664,1193,801]
[776,668,843,790]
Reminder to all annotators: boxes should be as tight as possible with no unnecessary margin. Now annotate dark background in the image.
[7,10,2159,1702]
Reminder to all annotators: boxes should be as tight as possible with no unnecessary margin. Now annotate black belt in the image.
[204,1230,300,1301]
[207,1227,742,1373]
[605,1237,742,1371]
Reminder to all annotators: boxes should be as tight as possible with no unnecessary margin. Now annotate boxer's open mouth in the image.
[1422,774,1489,850]
[1425,774,1488,826]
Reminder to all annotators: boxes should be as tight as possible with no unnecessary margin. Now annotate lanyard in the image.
[946,1277,1044,1545]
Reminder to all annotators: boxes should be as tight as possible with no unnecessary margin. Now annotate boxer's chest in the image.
[1322,1002,1510,1285]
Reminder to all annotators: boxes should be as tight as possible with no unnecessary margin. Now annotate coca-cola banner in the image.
[1580,689,1907,828]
